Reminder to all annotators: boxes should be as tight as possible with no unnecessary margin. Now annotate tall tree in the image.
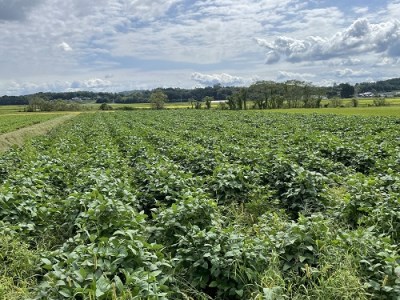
[150,90,168,109]
[339,83,355,98]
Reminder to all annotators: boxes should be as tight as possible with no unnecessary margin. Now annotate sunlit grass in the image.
[0,114,68,134]
[265,106,400,117]
[0,105,26,114]
[1,97,400,116]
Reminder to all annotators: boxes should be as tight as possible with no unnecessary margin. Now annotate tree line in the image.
[1,77,400,107]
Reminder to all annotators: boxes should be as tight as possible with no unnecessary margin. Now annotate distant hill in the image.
[357,77,400,93]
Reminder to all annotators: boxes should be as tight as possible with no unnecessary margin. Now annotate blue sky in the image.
[1,0,400,95]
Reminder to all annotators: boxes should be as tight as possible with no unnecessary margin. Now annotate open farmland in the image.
[0,110,399,299]
[0,113,67,134]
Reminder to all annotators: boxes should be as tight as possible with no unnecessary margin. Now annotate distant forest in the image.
[1,77,400,106]
[0,86,240,105]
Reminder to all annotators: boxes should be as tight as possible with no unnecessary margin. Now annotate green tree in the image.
[203,96,214,109]
[194,100,202,109]
[239,88,248,110]
[227,94,237,110]
[339,83,355,98]
[150,90,168,109]
[27,96,45,112]
[188,97,195,109]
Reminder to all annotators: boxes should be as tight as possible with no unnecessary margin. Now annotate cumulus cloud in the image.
[70,78,112,89]
[0,0,42,21]
[191,72,245,86]
[58,42,73,52]
[2,0,400,95]
[265,51,281,64]
[255,18,400,63]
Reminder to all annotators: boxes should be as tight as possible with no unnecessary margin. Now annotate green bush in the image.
[373,98,386,106]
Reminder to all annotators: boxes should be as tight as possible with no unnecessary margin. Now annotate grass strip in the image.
[0,113,79,153]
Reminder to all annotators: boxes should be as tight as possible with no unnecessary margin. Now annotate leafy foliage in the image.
[0,110,399,299]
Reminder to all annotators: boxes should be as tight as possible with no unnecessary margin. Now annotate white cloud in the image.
[70,78,112,89]
[277,71,316,81]
[0,78,113,95]
[328,58,362,66]
[278,7,345,37]
[58,42,72,52]
[124,0,183,21]
[256,18,400,63]
[334,68,371,78]
[374,56,400,66]
[191,72,245,86]
[387,1,400,18]
[352,7,369,14]
[1,0,400,95]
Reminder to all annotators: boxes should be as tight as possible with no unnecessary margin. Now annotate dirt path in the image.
[0,113,79,153]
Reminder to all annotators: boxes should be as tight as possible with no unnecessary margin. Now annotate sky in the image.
[1,0,400,95]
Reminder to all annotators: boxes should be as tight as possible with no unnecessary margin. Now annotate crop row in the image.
[0,110,399,299]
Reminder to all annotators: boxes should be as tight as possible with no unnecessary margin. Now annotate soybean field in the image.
[0,110,399,299]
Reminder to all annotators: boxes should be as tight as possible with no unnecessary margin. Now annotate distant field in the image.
[265,106,400,117]
[100,98,400,110]
[1,97,399,116]
[104,102,400,116]
[0,105,26,114]
[0,113,68,134]
[320,97,400,107]
[103,102,192,110]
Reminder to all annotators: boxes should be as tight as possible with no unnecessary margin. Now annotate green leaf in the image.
[299,256,307,263]
[209,281,218,288]
[114,275,124,291]
[41,258,52,265]
[59,289,72,298]
[96,275,111,298]
[236,289,244,297]
[305,245,314,251]
[283,263,292,272]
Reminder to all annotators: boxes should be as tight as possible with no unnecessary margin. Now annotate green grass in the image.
[101,98,400,113]
[0,114,70,134]
[105,102,192,110]
[262,106,400,117]
[0,105,26,114]
[1,97,400,117]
